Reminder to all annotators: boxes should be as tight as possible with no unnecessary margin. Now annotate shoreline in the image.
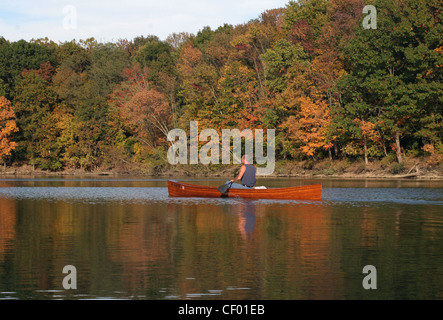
[1,164,442,181]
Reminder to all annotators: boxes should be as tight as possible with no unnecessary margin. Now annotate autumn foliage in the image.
[284,97,332,158]
[0,97,18,164]
[0,0,441,171]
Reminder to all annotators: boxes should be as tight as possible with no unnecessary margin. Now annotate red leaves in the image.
[109,63,172,148]
[21,61,56,82]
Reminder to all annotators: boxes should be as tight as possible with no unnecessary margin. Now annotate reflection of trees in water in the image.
[0,197,16,262]
[2,184,442,300]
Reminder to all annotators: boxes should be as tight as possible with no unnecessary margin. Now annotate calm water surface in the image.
[0,177,442,300]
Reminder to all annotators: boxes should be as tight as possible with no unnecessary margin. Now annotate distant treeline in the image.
[0,0,441,172]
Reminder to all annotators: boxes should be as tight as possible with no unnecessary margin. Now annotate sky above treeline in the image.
[0,0,290,42]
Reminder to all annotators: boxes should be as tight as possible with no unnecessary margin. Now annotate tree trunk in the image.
[395,131,402,163]
[363,136,368,166]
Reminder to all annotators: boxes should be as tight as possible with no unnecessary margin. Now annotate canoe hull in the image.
[168,180,322,200]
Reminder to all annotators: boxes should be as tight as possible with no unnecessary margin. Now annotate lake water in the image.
[0,177,442,300]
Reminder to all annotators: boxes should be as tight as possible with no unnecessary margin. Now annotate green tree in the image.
[52,42,114,170]
[339,0,442,163]
[0,38,57,99]
[262,38,309,94]
[135,36,174,77]
[283,0,328,56]
[12,68,61,169]
[89,42,130,97]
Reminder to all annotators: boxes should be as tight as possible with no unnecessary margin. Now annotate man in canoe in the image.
[228,154,256,189]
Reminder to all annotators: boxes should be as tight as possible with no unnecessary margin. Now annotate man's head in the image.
[242,154,252,164]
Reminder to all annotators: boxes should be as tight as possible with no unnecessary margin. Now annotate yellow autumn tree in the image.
[354,119,379,166]
[0,96,19,166]
[284,96,332,159]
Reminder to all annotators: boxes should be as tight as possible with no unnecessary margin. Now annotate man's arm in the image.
[230,165,246,183]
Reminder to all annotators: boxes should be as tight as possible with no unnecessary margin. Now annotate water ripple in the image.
[0,186,441,205]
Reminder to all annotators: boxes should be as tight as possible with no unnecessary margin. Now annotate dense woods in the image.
[0,0,441,174]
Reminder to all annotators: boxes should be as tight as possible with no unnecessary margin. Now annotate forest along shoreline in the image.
[1,159,442,180]
[1,2,442,180]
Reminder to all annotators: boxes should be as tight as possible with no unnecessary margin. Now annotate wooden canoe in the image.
[168,180,322,200]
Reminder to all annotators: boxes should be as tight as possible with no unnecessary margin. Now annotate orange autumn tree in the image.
[284,96,332,159]
[122,88,171,141]
[109,63,172,157]
[0,96,19,166]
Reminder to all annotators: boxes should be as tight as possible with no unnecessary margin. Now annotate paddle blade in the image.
[217,182,231,194]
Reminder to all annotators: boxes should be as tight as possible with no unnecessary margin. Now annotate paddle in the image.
[217,181,233,194]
